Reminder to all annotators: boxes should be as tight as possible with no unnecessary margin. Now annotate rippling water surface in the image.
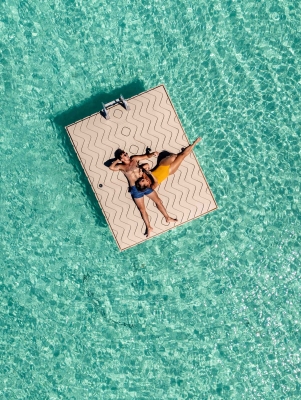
[1,0,301,398]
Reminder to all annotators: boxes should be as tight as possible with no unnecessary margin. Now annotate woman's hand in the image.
[139,163,150,171]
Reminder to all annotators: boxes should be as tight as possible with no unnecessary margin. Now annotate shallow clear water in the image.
[1,0,301,398]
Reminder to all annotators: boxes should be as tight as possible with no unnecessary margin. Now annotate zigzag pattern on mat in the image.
[66,85,216,250]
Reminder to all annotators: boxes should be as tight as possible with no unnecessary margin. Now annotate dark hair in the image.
[135,172,154,192]
[114,148,125,160]
[135,177,146,192]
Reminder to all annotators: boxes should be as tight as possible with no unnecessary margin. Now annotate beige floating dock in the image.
[66,85,217,250]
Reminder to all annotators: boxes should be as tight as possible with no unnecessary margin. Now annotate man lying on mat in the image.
[135,138,201,191]
[109,149,177,237]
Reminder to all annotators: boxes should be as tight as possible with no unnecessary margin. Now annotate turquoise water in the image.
[1,0,301,398]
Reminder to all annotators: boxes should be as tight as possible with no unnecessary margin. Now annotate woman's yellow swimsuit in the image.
[151,165,170,184]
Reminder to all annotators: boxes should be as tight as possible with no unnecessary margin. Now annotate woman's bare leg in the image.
[168,137,201,175]
[134,197,153,237]
[159,154,177,166]
[146,191,177,223]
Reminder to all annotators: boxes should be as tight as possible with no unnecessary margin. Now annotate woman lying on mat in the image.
[135,138,201,191]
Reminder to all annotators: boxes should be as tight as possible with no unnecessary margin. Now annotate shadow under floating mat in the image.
[66,85,217,250]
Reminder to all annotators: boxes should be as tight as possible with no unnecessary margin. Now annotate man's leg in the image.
[146,191,177,223]
[133,197,153,237]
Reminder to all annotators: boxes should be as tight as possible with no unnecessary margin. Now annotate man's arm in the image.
[132,151,159,162]
[109,159,123,171]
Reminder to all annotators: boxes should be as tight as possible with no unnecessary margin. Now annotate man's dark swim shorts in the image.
[129,185,153,199]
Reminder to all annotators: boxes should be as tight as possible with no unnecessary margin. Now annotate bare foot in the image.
[193,137,202,146]
[184,138,202,156]
[165,216,178,223]
[145,226,153,237]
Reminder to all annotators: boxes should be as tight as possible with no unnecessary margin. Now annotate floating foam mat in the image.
[66,85,217,250]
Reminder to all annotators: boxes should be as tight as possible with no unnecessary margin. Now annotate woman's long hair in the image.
[135,170,154,191]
